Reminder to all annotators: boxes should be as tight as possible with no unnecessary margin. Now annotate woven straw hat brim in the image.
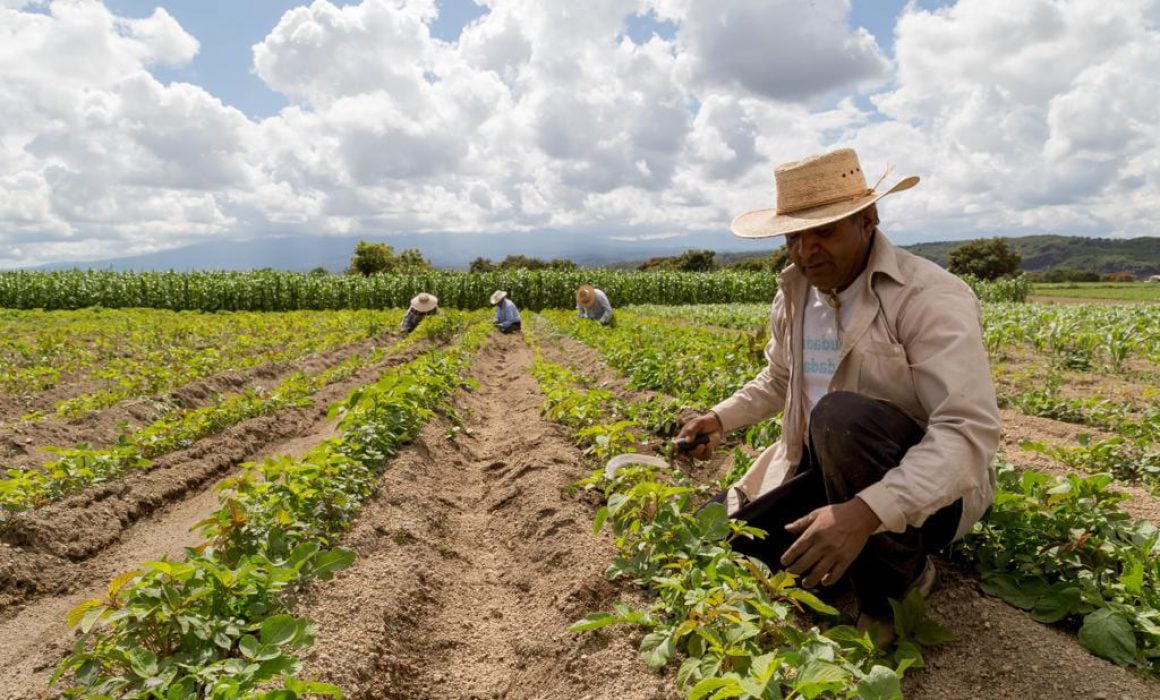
[731,176,919,239]
[410,294,438,313]
[576,285,596,309]
[489,291,507,305]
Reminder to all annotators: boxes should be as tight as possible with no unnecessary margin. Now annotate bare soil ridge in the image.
[0,336,429,618]
[534,320,1160,698]
[299,331,677,699]
[0,331,398,470]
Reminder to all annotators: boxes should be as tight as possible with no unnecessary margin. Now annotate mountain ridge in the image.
[9,232,1159,276]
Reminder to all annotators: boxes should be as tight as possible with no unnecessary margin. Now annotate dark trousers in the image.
[718,391,962,617]
[500,321,522,334]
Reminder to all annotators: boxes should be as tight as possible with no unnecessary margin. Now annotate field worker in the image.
[490,290,522,333]
[575,284,613,325]
[400,292,438,335]
[676,148,1001,644]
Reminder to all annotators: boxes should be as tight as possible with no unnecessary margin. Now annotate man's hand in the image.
[780,497,881,588]
[674,412,723,460]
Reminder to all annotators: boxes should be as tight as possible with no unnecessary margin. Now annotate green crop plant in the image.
[526,318,949,698]
[53,313,492,697]
[957,462,1160,671]
[1022,436,1160,488]
[572,462,950,699]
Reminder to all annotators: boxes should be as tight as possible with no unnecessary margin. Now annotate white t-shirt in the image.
[801,272,866,425]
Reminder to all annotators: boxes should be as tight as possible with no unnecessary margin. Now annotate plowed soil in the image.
[0,332,397,470]
[3,319,1160,700]
[0,336,433,700]
[298,330,676,699]
[533,322,1160,699]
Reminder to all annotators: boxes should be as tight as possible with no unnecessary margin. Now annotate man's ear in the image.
[861,204,880,231]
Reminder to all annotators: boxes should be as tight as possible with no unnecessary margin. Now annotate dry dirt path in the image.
[0,336,435,699]
[0,339,429,616]
[0,331,397,470]
[0,412,344,700]
[299,331,677,700]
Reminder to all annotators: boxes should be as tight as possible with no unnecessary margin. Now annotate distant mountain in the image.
[13,231,1157,276]
[904,235,1160,276]
[19,230,780,272]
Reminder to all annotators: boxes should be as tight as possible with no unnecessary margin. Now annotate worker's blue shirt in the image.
[495,298,521,330]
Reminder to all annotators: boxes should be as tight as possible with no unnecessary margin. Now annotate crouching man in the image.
[677,148,1001,641]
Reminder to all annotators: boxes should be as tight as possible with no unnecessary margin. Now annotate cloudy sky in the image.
[1,0,1157,268]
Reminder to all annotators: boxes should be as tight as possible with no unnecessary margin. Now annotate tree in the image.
[947,238,1022,280]
[469,257,496,273]
[347,241,396,276]
[346,241,431,275]
[638,249,717,272]
[396,248,431,272]
[728,247,791,273]
[308,267,330,276]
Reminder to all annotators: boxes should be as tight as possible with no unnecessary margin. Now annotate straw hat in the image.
[731,148,919,238]
[575,284,596,309]
[489,290,507,305]
[410,292,437,313]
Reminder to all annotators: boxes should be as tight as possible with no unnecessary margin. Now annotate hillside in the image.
[904,234,1160,276]
[613,235,1159,276]
[14,232,1157,276]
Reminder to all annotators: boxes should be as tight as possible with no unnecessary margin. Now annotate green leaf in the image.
[796,659,846,685]
[260,615,300,647]
[1078,609,1137,666]
[1121,557,1145,596]
[688,677,741,700]
[979,574,1043,610]
[313,548,356,580]
[639,630,674,670]
[569,612,621,632]
[592,506,609,536]
[913,617,955,646]
[856,666,902,700]
[165,678,197,700]
[239,635,261,660]
[1030,586,1084,624]
[284,678,344,697]
[787,588,839,616]
[695,502,731,541]
[128,648,159,678]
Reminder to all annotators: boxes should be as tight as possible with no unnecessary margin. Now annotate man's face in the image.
[784,209,875,292]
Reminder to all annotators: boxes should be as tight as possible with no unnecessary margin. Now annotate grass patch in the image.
[1032,283,1160,302]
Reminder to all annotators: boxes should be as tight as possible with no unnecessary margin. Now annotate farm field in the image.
[1030,282,1160,303]
[0,294,1158,698]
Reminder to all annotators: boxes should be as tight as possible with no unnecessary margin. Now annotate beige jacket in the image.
[712,233,1000,540]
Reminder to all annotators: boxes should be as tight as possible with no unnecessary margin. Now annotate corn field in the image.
[0,269,1028,311]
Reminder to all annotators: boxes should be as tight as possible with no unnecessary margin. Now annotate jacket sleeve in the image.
[597,297,612,324]
[855,280,1001,533]
[710,292,791,433]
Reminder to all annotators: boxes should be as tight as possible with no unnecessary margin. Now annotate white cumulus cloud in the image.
[0,0,1157,268]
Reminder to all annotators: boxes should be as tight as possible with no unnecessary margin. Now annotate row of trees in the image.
[637,248,791,273]
[343,238,1140,283]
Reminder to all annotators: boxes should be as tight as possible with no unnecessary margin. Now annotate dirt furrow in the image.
[524,321,1160,698]
[299,331,676,699]
[0,331,399,470]
[999,409,1160,524]
[0,408,348,700]
[0,338,430,617]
